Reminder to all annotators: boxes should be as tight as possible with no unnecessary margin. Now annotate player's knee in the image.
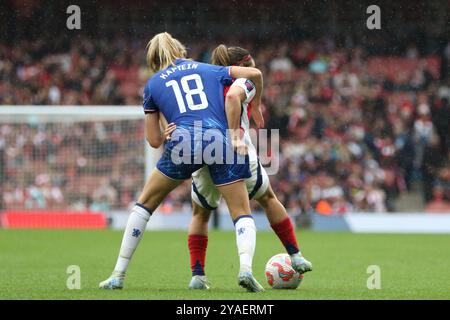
[192,202,212,224]
[257,188,277,208]
[190,205,210,235]
[192,212,210,226]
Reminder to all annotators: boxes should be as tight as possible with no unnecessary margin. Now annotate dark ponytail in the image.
[211,44,230,66]
[211,44,252,67]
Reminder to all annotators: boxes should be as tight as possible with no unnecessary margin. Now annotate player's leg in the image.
[216,181,264,292]
[188,203,211,236]
[187,201,211,289]
[256,184,313,274]
[99,169,182,289]
[187,167,221,289]
[246,161,312,274]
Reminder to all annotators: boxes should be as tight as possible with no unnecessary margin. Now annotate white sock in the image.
[113,204,151,276]
[234,215,256,272]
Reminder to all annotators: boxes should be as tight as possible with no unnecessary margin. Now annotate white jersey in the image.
[230,78,258,162]
[190,78,270,209]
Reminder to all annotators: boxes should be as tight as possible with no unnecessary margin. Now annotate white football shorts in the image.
[191,160,270,210]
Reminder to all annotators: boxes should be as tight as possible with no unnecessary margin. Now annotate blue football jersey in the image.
[142,58,251,185]
[143,59,233,131]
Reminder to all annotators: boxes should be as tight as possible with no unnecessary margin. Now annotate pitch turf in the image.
[0,229,449,299]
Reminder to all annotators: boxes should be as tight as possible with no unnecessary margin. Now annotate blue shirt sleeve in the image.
[211,65,233,85]
[143,81,159,114]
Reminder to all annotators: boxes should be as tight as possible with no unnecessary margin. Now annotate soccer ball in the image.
[265,253,303,289]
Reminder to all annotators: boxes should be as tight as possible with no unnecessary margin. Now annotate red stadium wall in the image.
[0,210,107,229]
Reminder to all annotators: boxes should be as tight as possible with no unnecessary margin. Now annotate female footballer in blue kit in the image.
[163,45,313,290]
[99,33,265,292]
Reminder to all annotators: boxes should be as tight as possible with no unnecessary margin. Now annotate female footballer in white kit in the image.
[164,45,313,290]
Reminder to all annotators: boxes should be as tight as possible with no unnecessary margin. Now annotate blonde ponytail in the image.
[146,32,187,72]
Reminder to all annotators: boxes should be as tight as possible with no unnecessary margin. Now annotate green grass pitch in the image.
[0,229,449,299]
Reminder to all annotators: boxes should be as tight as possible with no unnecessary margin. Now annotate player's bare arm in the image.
[225,86,248,154]
[145,112,165,148]
[229,66,263,113]
[159,111,176,141]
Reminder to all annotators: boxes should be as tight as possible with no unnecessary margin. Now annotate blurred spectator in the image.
[0,121,145,211]
[1,36,448,214]
[425,186,450,213]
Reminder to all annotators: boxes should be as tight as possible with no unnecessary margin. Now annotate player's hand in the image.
[164,123,177,141]
[251,100,264,128]
[252,108,265,128]
[231,136,248,156]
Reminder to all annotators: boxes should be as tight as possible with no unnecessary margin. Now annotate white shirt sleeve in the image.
[230,78,256,104]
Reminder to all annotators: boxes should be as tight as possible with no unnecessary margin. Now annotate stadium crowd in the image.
[0,36,449,214]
